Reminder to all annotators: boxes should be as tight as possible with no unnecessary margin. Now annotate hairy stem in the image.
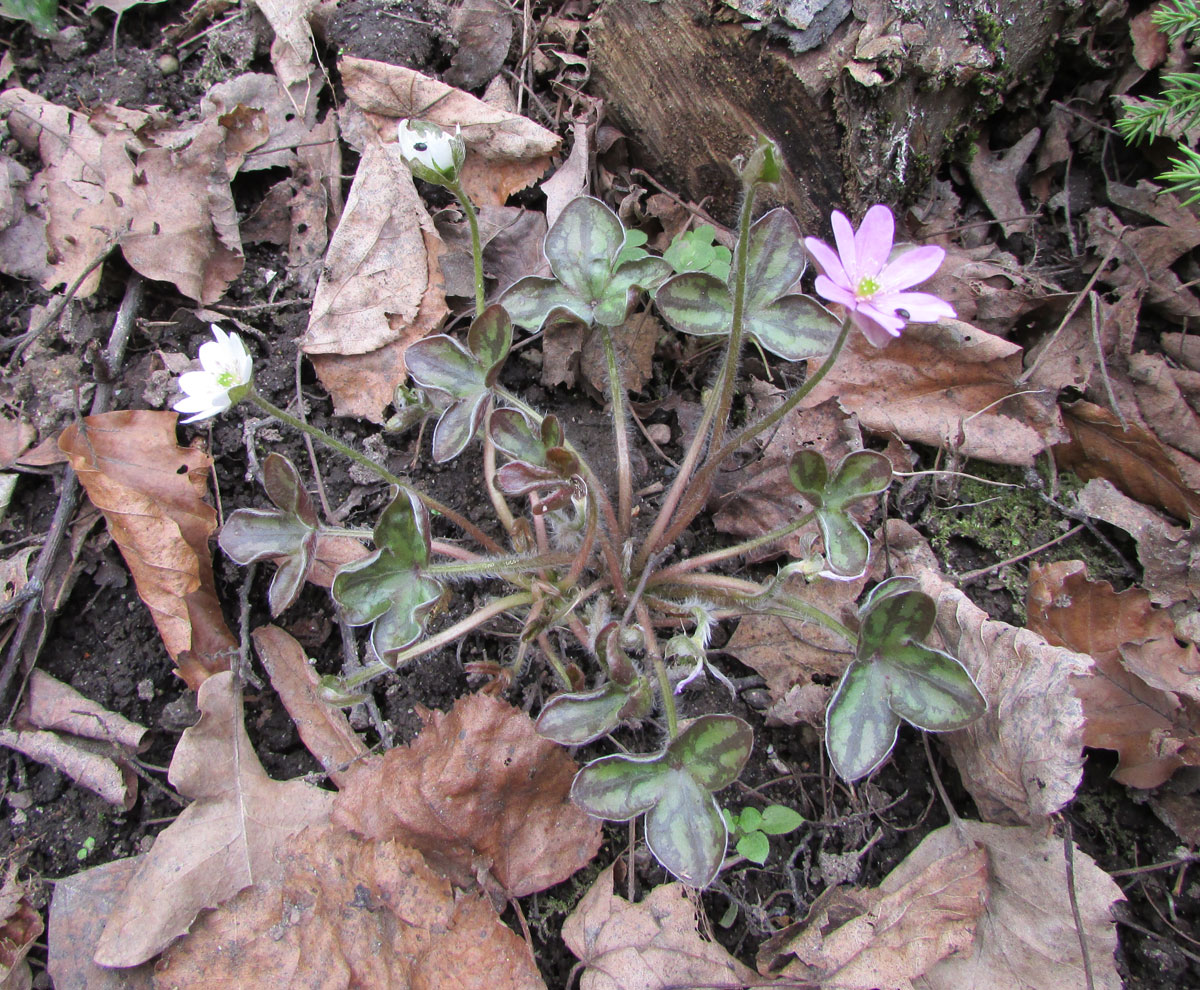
[450,181,486,318]
[482,402,517,535]
[708,188,758,453]
[651,509,815,581]
[601,324,633,539]
[426,551,573,578]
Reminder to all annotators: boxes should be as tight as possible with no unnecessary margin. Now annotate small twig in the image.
[954,524,1085,584]
[922,734,967,843]
[1109,854,1200,878]
[294,350,333,518]
[235,563,263,690]
[1089,290,1128,429]
[1062,819,1097,990]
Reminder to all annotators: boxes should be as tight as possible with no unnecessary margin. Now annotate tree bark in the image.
[591,0,1083,227]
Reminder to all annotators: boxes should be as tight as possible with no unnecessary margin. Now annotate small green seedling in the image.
[76,836,96,861]
[722,804,804,865]
[663,224,733,281]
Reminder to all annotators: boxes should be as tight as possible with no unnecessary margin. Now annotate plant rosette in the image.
[825,577,987,781]
[570,714,753,887]
[488,408,583,511]
[722,804,804,865]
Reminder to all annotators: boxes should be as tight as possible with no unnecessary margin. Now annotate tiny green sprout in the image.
[76,835,97,861]
[721,804,804,865]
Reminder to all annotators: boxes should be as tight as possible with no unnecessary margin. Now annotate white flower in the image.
[174,325,253,423]
[396,118,465,185]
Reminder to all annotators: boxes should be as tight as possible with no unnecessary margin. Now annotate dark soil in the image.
[2,2,1198,989]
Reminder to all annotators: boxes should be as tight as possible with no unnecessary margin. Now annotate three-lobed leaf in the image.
[535,677,653,745]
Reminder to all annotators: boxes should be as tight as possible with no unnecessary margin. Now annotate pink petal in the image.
[804,239,852,289]
[877,245,945,293]
[856,301,906,337]
[854,205,894,278]
[830,211,858,280]
[813,275,857,309]
[873,290,956,323]
[851,311,901,348]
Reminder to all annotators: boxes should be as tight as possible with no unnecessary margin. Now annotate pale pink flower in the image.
[803,205,955,347]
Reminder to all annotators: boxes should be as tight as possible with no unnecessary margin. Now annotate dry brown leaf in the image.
[713,391,864,558]
[802,320,1065,466]
[581,313,660,397]
[0,728,136,808]
[913,822,1123,990]
[47,859,158,990]
[59,412,236,684]
[723,573,862,727]
[1077,478,1200,607]
[541,316,586,388]
[22,670,147,750]
[333,692,600,897]
[446,0,515,91]
[759,839,987,987]
[886,521,1091,823]
[0,870,42,990]
[920,243,1043,339]
[562,864,759,990]
[253,0,323,95]
[152,823,545,990]
[252,624,369,785]
[1055,399,1200,522]
[437,204,549,298]
[200,72,315,171]
[1028,559,1200,788]
[1023,290,1135,395]
[0,152,52,285]
[1129,351,1200,459]
[339,56,560,206]
[93,671,335,967]
[1163,331,1200,372]
[0,415,34,468]
[966,128,1041,236]
[1132,5,1170,70]
[542,118,591,227]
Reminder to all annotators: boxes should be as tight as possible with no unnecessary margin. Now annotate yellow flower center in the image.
[856,276,880,298]
[216,371,237,388]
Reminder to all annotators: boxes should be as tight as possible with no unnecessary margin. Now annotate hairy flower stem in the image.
[246,390,504,554]
[482,403,517,535]
[600,325,634,539]
[653,313,854,554]
[651,509,816,581]
[632,190,758,576]
[449,181,486,318]
[426,552,574,579]
[338,591,535,692]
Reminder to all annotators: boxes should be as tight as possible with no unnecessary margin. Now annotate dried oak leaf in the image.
[339,56,560,206]
[0,869,42,990]
[887,521,1091,823]
[47,859,155,990]
[59,412,236,686]
[1027,559,1200,789]
[1055,399,1200,523]
[758,837,987,987]
[22,670,147,750]
[966,128,1041,237]
[93,671,335,968]
[913,822,1124,990]
[152,823,545,990]
[801,320,1065,466]
[0,727,136,808]
[252,624,369,785]
[562,864,759,990]
[333,692,601,897]
[1128,351,1200,460]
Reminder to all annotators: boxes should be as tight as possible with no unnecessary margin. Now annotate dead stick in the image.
[1062,819,1097,990]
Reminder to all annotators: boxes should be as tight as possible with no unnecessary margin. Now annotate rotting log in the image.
[590,0,1085,227]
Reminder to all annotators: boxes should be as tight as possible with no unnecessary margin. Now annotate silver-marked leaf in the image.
[498,276,589,330]
[816,509,872,579]
[654,272,733,337]
[571,752,667,820]
[744,294,841,361]
[262,452,317,527]
[430,392,488,462]
[744,208,806,312]
[405,334,480,396]
[788,449,829,496]
[331,489,443,659]
[669,714,753,792]
[825,660,900,781]
[536,677,652,745]
[883,642,986,731]
[789,450,892,578]
[467,303,513,382]
[858,586,937,660]
[489,408,544,463]
[827,450,892,502]
[594,256,674,326]
[544,196,626,300]
[858,574,918,613]
[644,771,728,887]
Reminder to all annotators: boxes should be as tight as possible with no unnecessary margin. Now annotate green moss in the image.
[921,463,1124,621]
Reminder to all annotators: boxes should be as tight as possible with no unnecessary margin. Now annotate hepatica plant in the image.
[182,125,984,888]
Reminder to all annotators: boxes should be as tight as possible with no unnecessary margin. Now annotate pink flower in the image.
[803,205,955,347]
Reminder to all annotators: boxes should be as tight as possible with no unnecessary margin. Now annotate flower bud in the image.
[396,118,466,187]
[738,134,783,188]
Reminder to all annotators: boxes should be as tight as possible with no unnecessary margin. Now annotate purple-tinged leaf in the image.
[744,294,841,361]
[669,714,753,792]
[406,334,481,396]
[644,771,727,887]
[261,453,317,527]
[545,196,626,300]
[467,303,513,382]
[654,272,733,337]
[571,753,667,821]
[825,661,898,781]
[498,276,589,331]
[489,408,544,463]
[744,208,806,311]
[536,681,645,745]
[430,394,488,462]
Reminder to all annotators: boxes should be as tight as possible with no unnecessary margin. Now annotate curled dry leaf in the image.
[562,864,758,990]
[802,320,1065,466]
[93,671,334,968]
[252,624,369,785]
[333,692,601,897]
[340,56,561,206]
[758,837,987,988]
[912,822,1123,990]
[152,823,545,990]
[1027,559,1200,789]
[966,128,1041,237]
[0,869,43,990]
[0,728,135,808]
[1128,351,1200,460]
[886,521,1091,823]
[22,670,147,750]
[59,412,236,687]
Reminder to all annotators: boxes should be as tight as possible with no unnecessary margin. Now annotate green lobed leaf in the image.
[669,714,753,792]
[787,449,829,498]
[405,334,484,398]
[815,510,871,579]
[743,208,806,312]
[743,294,841,362]
[826,450,892,504]
[536,682,631,745]
[544,196,626,301]
[467,304,513,382]
[571,752,668,821]
[759,804,804,834]
[498,276,590,331]
[489,408,545,464]
[219,508,314,616]
[430,393,488,462]
[644,771,728,887]
[858,586,937,661]
[736,830,770,865]
[663,225,731,280]
[654,272,733,337]
[825,660,900,782]
[594,257,674,326]
[882,642,986,732]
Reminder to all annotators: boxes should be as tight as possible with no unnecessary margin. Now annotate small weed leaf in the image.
[614,228,651,268]
[736,830,770,864]
[406,305,513,461]
[571,714,751,886]
[663,224,732,281]
[758,804,804,834]
[535,676,653,745]
[499,197,672,330]
[218,453,318,616]
[331,489,443,661]
[788,449,892,578]
[825,579,986,781]
[656,209,840,362]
